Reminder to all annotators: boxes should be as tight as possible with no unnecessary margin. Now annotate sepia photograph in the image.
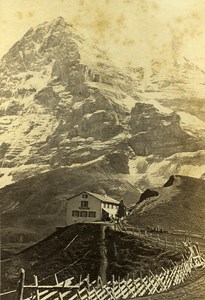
[0,0,205,299]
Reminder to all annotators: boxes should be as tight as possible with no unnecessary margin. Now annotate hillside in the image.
[1,223,182,292]
[129,175,205,233]
[0,160,140,246]
[0,17,205,264]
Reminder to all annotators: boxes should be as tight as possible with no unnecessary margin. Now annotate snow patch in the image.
[69,155,105,168]
[121,96,136,111]
[179,111,205,137]
[86,82,136,112]
[162,120,171,126]
[17,65,52,93]
[0,168,14,188]
[72,102,83,110]
[179,164,205,178]
[52,85,66,93]
[128,157,147,175]
[147,100,173,115]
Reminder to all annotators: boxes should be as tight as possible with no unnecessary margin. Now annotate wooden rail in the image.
[114,223,205,253]
[1,225,205,300]
[2,243,201,300]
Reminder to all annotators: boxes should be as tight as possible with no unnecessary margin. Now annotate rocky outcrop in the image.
[0,17,131,178]
[0,17,204,189]
[105,152,129,174]
[77,110,122,139]
[34,87,60,109]
[128,102,195,157]
[138,189,159,203]
[163,175,175,187]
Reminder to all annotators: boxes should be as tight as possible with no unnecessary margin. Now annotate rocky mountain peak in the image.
[0,17,204,190]
[1,16,80,72]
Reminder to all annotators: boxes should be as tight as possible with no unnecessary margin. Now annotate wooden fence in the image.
[56,249,205,300]
[2,243,204,300]
[114,223,205,254]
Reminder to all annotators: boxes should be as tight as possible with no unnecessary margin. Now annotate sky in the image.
[0,0,205,69]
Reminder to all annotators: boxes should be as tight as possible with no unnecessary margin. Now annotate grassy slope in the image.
[0,161,140,244]
[1,223,182,292]
[1,223,103,291]
[129,175,205,233]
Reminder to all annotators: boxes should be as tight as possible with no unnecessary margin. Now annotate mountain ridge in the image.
[129,175,205,233]
[0,18,204,190]
[0,18,205,240]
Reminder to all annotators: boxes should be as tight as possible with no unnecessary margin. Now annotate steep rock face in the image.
[0,17,204,191]
[127,150,205,191]
[0,17,132,182]
[68,89,125,139]
[77,110,122,139]
[128,102,195,157]
[0,17,205,248]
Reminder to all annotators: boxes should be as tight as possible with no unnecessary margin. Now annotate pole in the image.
[15,268,25,300]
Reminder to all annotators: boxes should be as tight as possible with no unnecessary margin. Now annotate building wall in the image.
[101,202,118,218]
[66,193,102,225]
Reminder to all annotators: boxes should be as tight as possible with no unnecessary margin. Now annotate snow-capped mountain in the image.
[0,16,205,191]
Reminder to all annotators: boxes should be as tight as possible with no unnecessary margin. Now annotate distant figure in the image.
[116,200,127,221]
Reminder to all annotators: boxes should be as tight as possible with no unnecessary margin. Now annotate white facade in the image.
[66,191,119,225]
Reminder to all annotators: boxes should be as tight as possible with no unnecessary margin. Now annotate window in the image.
[89,211,96,218]
[81,200,88,208]
[72,210,80,217]
[80,211,88,217]
[82,194,88,199]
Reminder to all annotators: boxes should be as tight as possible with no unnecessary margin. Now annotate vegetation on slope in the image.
[1,223,182,292]
[0,161,140,246]
[129,175,205,233]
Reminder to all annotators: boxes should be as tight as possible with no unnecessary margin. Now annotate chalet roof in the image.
[87,191,119,204]
[66,191,119,205]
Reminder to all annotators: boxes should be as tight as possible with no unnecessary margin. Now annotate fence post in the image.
[15,268,25,300]
[140,271,143,284]
[111,274,115,289]
[132,273,137,293]
[111,274,117,299]
[137,226,141,238]
[97,276,103,289]
[175,239,177,251]
[118,276,121,288]
[157,235,160,247]
[164,236,167,250]
[86,274,90,293]
[126,273,129,285]
[79,274,82,289]
[54,273,63,300]
[34,275,40,300]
